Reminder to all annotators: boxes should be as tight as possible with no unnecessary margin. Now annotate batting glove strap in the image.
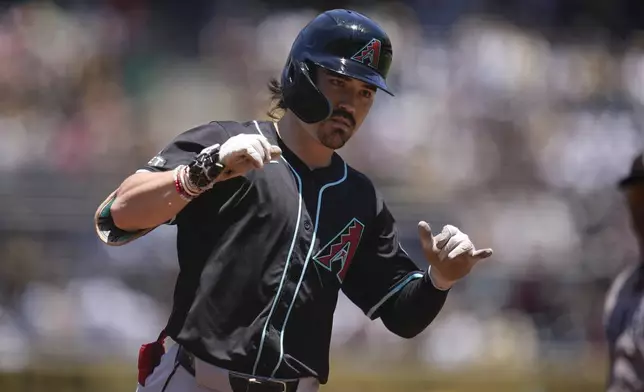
[186,144,226,192]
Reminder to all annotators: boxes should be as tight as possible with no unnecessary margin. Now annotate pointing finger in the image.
[256,136,274,163]
[269,145,282,161]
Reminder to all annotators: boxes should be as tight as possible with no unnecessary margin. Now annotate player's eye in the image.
[329,78,344,87]
[360,89,374,99]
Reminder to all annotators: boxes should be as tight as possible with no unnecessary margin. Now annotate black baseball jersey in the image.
[132,120,448,383]
[604,262,644,391]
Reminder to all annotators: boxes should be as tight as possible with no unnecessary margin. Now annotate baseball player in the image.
[94,9,493,392]
[604,153,644,392]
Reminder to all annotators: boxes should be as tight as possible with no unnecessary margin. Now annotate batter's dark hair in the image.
[267,78,286,121]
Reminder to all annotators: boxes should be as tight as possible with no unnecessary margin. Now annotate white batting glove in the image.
[417,222,493,289]
[217,134,282,181]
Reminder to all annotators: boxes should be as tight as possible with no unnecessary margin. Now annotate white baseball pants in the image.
[135,343,320,392]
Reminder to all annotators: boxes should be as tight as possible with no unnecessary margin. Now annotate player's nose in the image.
[337,102,356,116]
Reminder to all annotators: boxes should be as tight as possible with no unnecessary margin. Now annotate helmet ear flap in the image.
[282,59,332,124]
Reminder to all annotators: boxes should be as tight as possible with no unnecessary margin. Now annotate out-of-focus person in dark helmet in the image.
[604,152,644,392]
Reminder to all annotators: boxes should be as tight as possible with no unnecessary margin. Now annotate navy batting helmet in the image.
[281,9,394,124]
[619,153,644,189]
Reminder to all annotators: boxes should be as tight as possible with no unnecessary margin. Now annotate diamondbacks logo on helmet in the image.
[350,38,382,69]
[313,218,365,283]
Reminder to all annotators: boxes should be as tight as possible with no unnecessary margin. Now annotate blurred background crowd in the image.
[1,0,644,387]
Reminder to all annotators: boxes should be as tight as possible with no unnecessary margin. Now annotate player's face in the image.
[626,185,644,242]
[309,68,377,150]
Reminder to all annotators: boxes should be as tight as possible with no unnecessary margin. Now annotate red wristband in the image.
[173,166,193,202]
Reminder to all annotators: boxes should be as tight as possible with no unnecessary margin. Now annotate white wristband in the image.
[427,266,454,291]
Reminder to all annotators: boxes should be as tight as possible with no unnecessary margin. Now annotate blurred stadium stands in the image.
[1,0,644,390]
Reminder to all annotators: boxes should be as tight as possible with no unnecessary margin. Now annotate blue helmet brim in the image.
[308,54,394,97]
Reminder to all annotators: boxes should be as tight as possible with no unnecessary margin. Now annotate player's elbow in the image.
[108,173,155,231]
[109,194,137,231]
[387,326,423,339]
[109,185,154,232]
[381,317,427,339]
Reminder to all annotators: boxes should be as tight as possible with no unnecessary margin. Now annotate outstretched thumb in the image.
[418,221,438,256]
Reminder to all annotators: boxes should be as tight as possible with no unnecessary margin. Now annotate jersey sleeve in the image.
[94,122,231,246]
[137,122,231,173]
[341,191,425,320]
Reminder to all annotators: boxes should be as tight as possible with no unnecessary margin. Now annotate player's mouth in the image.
[329,116,353,131]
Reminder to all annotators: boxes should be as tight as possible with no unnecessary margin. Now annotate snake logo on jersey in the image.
[350,38,382,69]
[313,218,365,282]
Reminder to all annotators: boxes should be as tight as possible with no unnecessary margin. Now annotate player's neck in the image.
[275,113,334,170]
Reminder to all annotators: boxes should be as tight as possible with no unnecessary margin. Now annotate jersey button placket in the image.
[269,212,309,336]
